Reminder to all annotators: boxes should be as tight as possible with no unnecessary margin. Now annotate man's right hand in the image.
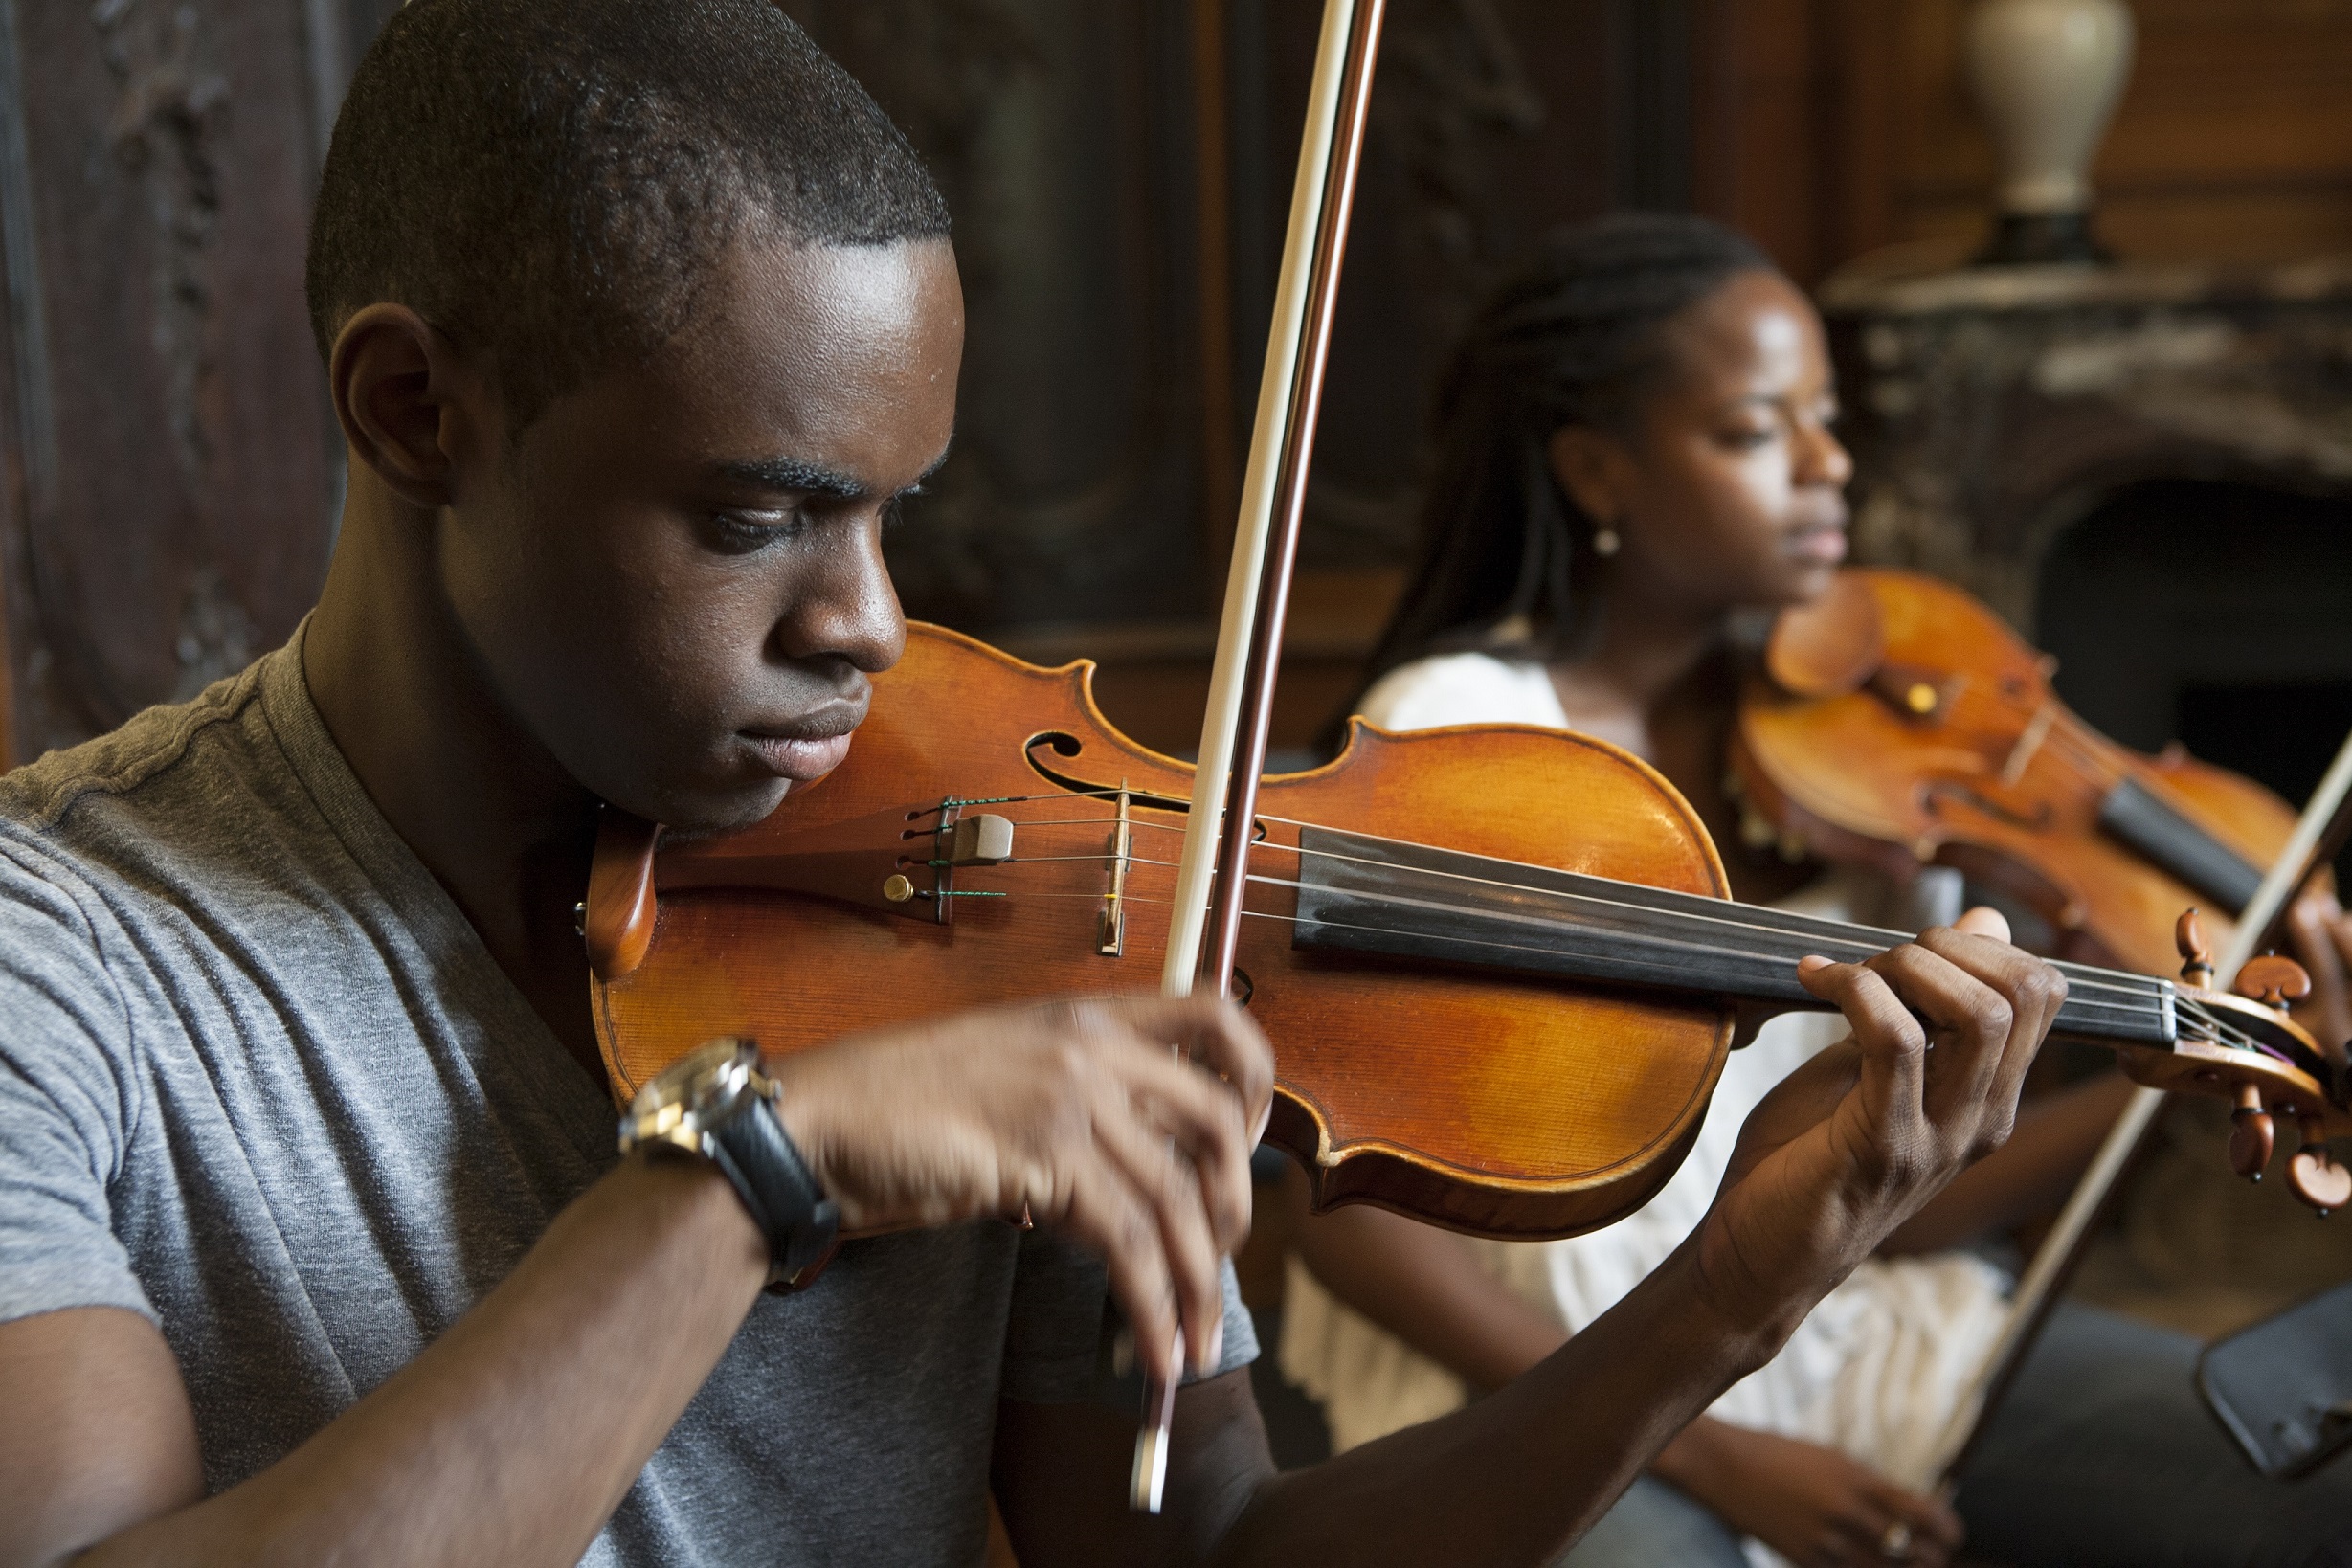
[768,995,1273,1390]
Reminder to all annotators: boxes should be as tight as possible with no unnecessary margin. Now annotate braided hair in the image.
[1356,213,1774,693]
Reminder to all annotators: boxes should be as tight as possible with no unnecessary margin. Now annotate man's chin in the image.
[612,774,794,840]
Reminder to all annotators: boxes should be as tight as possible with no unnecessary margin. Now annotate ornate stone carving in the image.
[1825,259,2352,632]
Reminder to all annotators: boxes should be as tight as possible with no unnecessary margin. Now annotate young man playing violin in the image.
[1,6,2070,1566]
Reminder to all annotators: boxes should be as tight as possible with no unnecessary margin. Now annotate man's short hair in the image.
[304,0,951,428]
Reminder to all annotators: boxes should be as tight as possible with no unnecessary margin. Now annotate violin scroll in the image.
[1763,570,1884,699]
[2180,913,2338,1207]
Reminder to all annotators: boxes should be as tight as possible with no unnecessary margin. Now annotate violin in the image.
[1731,568,2329,988]
[582,622,2351,1237]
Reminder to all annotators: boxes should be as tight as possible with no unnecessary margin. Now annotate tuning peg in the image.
[2236,952,2314,1014]
[2229,1083,2275,1180]
[2287,1116,2351,1214]
[2175,908,2213,987]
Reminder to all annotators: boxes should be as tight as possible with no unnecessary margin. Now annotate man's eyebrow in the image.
[710,456,868,501]
[710,445,953,501]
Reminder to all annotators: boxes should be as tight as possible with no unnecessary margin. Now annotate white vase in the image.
[1964,0,2137,262]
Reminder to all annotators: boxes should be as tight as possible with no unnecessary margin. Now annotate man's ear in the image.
[1544,424,1634,531]
[327,304,486,511]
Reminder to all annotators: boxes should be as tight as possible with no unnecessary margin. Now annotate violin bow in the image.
[1927,722,2352,1491]
[1135,0,1388,1514]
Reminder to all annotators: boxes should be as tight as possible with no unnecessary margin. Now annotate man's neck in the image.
[302,482,607,1086]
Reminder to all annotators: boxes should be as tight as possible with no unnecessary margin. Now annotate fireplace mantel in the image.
[1821,256,2352,634]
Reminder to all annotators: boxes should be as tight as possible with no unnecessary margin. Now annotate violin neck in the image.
[1284,825,2179,1050]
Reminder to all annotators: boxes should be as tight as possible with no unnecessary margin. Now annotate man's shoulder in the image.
[0,655,276,838]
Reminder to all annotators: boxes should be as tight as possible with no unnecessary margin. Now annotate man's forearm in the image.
[77,1153,767,1568]
[1210,1240,1780,1568]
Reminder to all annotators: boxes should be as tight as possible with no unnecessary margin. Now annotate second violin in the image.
[1734,568,2327,989]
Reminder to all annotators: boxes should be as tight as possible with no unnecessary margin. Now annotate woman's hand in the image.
[1661,1422,1962,1568]
[767,994,1273,1390]
[1691,907,2066,1344]
[2285,886,2352,1056]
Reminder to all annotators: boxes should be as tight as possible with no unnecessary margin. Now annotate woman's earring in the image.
[1592,526,1620,558]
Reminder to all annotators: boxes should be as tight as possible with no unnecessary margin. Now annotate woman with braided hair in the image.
[1281,213,2352,1568]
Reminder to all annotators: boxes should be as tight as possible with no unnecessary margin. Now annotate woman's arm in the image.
[1288,1192,1564,1393]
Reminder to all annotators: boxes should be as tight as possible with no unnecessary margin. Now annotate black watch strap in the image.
[706,1094,840,1283]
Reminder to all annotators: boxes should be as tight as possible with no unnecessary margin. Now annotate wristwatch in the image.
[617,1038,840,1284]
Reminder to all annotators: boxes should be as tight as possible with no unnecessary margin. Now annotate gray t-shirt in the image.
[0,633,1254,1566]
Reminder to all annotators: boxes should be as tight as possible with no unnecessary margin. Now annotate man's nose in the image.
[773,518,906,676]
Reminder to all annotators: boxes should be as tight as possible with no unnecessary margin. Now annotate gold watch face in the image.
[620,1037,756,1152]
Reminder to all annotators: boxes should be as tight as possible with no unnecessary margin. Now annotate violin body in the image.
[1734,570,2307,979]
[590,622,2346,1244]
[590,623,1738,1241]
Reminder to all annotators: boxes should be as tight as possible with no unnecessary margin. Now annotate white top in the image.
[1282,652,2012,1562]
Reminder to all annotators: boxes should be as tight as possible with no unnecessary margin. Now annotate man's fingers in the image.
[1862,943,2013,1111]
[1909,924,2065,1109]
[1112,1039,1256,1254]
[1089,994,1274,1132]
[1086,1086,1227,1376]
[1797,957,1926,1121]
[1056,1156,1185,1388]
[1953,904,2009,943]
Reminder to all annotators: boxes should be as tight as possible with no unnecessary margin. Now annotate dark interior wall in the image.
[0,0,400,764]
[786,0,1665,646]
[2038,479,2352,876]
[764,2,1680,757]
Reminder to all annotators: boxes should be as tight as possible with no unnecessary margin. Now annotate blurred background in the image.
[8,0,2352,784]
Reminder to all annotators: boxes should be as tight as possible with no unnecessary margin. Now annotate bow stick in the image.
[1133,0,1388,1514]
[1927,723,2352,1491]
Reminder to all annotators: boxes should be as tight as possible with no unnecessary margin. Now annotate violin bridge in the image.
[1999,701,2058,787]
[1100,784,1131,956]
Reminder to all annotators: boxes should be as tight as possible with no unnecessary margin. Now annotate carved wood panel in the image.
[0,0,397,764]
[1703,0,2352,283]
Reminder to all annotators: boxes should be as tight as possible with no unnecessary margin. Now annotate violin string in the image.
[1242,818,2168,1003]
[946,789,2310,1066]
[1861,690,2268,897]
[2178,997,2298,1062]
[969,801,2167,1002]
[974,873,2288,1053]
[1235,869,2162,1025]
[1007,840,1937,973]
[1890,678,2122,790]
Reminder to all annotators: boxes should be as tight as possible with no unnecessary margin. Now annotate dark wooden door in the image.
[0,0,396,763]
